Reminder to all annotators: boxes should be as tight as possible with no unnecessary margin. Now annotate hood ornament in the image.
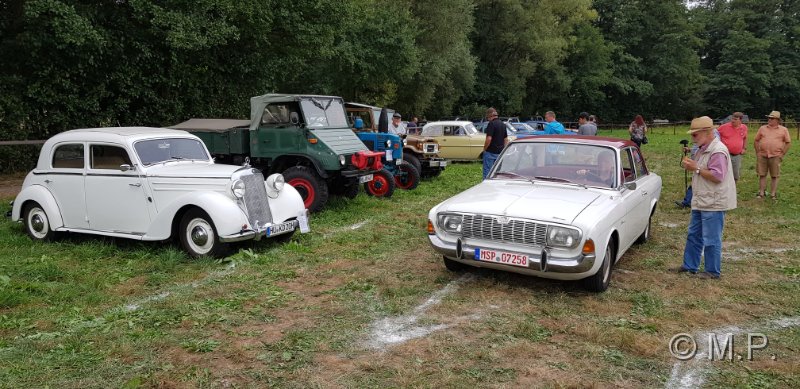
[496,216,510,225]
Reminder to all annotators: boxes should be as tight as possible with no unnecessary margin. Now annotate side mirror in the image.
[120,164,134,172]
[290,112,300,125]
[624,182,637,191]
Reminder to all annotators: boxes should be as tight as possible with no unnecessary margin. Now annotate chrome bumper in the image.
[220,220,299,243]
[428,234,595,274]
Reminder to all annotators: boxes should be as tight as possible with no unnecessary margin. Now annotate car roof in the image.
[422,120,474,127]
[44,127,196,146]
[513,135,637,149]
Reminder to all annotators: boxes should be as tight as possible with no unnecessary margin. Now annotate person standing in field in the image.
[672,116,736,279]
[754,111,791,200]
[628,115,648,148]
[482,107,508,179]
[577,112,597,135]
[716,112,748,182]
[543,111,566,134]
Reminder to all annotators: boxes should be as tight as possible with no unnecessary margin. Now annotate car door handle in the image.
[641,191,648,196]
[129,183,142,187]
[44,179,52,184]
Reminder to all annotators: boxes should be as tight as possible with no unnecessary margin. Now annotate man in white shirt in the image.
[389,112,407,135]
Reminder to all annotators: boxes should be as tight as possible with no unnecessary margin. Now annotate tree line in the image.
[1,0,798,143]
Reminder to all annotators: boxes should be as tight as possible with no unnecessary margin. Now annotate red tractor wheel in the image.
[282,166,329,212]
[364,168,396,198]
[394,161,420,190]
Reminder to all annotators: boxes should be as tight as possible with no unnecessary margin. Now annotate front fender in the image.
[11,185,64,229]
[144,191,249,240]
[267,182,306,222]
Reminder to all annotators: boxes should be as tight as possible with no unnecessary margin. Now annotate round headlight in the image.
[270,174,285,192]
[339,154,346,166]
[231,179,246,199]
[265,173,285,198]
[386,140,392,148]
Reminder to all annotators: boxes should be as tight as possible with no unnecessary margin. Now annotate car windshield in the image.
[491,142,618,189]
[512,123,535,132]
[301,98,349,128]
[134,138,210,166]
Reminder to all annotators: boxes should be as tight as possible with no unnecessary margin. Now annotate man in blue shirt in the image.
[543,111,566,134]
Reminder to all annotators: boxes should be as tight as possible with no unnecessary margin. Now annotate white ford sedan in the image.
[427,136,661,292]
[12,127,309,257]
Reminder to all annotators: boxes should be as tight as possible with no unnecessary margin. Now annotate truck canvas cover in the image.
[170,119,250,132]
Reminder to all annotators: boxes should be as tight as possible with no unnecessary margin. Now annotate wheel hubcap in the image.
[191,225,209,246]
[31,214,44,232]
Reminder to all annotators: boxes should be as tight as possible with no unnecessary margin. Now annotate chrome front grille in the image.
[241,171,272,228]
[461,214,547,246]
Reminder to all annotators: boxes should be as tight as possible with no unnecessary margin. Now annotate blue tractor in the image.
[346,103,421,198]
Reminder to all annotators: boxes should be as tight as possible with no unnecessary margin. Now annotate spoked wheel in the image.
[394,161,420,190]
[283,166,329,213]
[179,208,229,258]
[364,168,396,198]
[23,202,56,241]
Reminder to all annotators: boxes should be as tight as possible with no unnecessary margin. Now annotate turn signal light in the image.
[393,143,399,149]
[582,239,595,255]
[308,138,318,144]
[427,220,435,235]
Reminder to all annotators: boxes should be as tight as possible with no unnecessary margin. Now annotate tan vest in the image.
[691,137,737,211]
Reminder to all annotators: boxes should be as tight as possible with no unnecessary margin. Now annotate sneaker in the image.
[698,272,720,280]
[669,266,696,274]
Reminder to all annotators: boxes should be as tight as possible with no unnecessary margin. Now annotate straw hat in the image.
[766,111,781,119]
[686,116,713,134]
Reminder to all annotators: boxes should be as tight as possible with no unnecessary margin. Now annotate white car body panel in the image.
[12,127,308,249]
[427,136,662,285]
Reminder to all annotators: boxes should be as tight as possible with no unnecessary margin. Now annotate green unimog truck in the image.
[171,94,384,213]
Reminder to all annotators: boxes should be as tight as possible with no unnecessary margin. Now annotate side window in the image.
[262,103,301,126]
[621,148,637,182]
[454,126,466,136]
[443,126,454,136]
[631,147,648,177]
[90,145,132,170]
[52,144,84,169]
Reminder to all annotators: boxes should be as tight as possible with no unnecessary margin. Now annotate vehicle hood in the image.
[310,128,368,155]
[436,180,602,224]
[145,162,245,178]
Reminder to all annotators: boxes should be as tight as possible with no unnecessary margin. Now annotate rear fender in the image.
[11,185,64,228]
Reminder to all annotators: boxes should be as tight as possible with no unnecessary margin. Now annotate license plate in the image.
[428,161,440,167]
[266,220,295,237]
[440,161,447,167]
[474,248,529,268]
[359,174,373,184]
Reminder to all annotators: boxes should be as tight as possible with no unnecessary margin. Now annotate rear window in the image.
[52,144,84,169]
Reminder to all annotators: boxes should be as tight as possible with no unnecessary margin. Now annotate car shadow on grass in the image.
[448,265,592,295]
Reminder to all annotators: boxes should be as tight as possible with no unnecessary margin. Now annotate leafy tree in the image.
[469,0,596,116]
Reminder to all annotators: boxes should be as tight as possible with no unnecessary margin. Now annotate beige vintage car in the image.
[421,121,515,160]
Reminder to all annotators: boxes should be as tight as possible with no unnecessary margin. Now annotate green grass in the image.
[0,127,798,387]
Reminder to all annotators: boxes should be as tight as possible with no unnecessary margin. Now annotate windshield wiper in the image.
[533,176,587,188]
[493,171,535,184]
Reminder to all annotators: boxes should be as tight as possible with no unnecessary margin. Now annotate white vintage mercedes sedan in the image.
[11,127,309,257]
[427,136,661,292]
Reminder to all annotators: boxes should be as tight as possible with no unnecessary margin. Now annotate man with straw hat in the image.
[671,116,736,279]
[754,111,791,200]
